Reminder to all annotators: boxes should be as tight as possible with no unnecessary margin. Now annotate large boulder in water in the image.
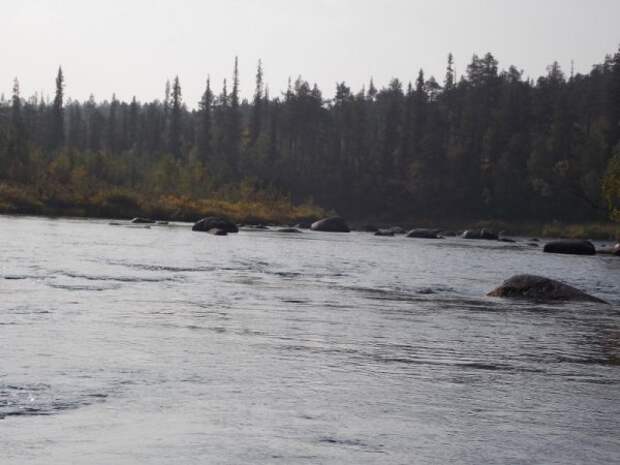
[613,243,620,256]
[310,217,350,232]
[192,217,239,233]
[406,228,441,239]
[543,240,595,255]
[461,229,498,240]
[487,274,607,303]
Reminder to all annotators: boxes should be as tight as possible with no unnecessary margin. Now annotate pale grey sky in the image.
[2,0,619,106]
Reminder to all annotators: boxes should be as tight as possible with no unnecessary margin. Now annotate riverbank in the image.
[0,182,325,225]
[1,182,618,239]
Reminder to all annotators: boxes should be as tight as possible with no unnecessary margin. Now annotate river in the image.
[1,215,619,464]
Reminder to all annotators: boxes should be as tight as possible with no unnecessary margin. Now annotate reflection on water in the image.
[1,215,619,465]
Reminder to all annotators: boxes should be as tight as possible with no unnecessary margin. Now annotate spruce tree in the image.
[445,53,455,90]
[250,59,264,145]
[50,66,65,150]
[169,76,183,159]
[228,57,241,173]
[197,76,213,162]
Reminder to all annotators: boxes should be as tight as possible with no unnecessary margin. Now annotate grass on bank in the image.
[0,182,325,225]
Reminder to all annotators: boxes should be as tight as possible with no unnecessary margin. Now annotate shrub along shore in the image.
[0,182,324,225]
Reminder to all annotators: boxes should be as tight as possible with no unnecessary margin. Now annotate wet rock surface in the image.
[487,274,607,303]
[310,217,350,232]
[192,217,239,233]
[543,240,595,255]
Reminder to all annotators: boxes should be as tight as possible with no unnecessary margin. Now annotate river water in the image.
[1,215,619,465]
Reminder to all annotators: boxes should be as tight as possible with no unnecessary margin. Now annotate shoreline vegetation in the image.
[0,181,325,225]
[1,181,617,240]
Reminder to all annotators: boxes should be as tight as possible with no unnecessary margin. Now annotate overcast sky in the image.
[2,0,619,107]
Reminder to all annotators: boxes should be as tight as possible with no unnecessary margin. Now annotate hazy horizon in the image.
[2,0,619,107]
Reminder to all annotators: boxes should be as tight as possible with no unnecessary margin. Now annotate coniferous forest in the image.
[1,49,620,224]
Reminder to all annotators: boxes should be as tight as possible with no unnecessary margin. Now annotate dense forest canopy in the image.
[1,47,620,223]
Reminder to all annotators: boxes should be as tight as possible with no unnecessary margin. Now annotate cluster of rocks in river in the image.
[184,215,619,261]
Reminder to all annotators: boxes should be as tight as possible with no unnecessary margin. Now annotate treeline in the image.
[1,49,620,222]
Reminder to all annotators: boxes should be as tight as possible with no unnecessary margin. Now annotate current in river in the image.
[1,216,619,464]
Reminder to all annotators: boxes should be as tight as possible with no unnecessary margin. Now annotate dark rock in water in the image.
[294,220,313,229]
[192,217,239,233]
[131,217,156,224]
[276,227,302,233]
[527,242,539,247]
[499,237,517,243]
[374,229,394,237]
[461,229,498,240]
[310,217,350,232]
[387,226,406,235]
[361,224,379,232]
[613,243,620,256]
[543,240,595,255]
[487,274,607,303]
[406,228,441,239]
[208,228,228,236]
[417,288,436,295]
[530,238,540,242]
[440,230,459,237]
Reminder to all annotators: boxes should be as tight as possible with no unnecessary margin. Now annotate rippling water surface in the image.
[1,216,619,464]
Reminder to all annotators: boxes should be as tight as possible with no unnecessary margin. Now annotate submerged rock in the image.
[131,217,156,224]
[241,224,270,232]
[192,217,239,233]
[310,217,350,232]
[208,228,228,236]
[543,240,595,255]
[499,237,517,243]
[361,224,379,232]
[461,229,498,240]
[417,288,436,295]
[487,274,607,303]
[387,226,406,235]
[293,220,313,229]
[614,243,620,256]
[276,227,302,233]
[406,228,441,239]
[374,229,395,237]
